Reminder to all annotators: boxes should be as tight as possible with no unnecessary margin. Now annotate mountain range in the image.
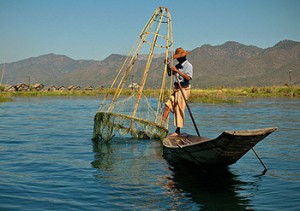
[1,40,299,88]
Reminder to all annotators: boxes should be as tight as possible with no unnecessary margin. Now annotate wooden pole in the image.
[252,147,267,171]
[0,63,5,85]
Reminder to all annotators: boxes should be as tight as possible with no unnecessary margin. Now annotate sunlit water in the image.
[0,97,299,210]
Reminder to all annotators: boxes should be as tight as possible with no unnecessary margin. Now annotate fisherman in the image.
[162,47,193,136]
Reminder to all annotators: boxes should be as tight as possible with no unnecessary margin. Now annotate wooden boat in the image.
[163,127,277,166]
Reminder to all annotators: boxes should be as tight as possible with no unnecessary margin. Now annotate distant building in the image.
[5,83,30,92]
[84,86,94,90]
[68,85,81,90]
[32,83,44,91]
[128,83,140,90]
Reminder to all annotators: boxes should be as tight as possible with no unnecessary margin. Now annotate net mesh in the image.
[93,94,168,141]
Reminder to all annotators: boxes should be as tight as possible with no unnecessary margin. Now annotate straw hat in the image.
[173,47,190,59]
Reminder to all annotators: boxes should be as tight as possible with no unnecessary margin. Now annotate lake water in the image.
[0,96,299,210]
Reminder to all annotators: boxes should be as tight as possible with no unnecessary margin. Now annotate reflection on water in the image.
[164,162,258,210]
[91,138,164,173]
[90,138,174,210]
[91,138,265,210]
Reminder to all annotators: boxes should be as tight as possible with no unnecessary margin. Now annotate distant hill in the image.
[1,40,299,88]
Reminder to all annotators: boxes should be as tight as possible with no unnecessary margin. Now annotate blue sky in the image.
[0,0,299,63]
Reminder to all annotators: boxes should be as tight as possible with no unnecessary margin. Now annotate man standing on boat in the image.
[162,47,193,136]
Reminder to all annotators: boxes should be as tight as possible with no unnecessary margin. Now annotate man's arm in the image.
[171,66,191,80]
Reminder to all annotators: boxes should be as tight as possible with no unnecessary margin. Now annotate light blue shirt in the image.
[174,60,193,87]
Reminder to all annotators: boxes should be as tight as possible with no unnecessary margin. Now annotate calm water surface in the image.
[0,96,299,210]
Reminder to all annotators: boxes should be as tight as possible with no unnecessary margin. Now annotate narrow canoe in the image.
[163,127,277,166]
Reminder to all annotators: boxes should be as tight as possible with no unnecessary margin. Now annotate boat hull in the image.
[163,127,277,166]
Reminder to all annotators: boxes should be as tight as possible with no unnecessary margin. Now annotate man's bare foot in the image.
[169,132,179,137]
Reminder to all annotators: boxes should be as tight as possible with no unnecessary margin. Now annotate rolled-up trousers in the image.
[165,86,191,128]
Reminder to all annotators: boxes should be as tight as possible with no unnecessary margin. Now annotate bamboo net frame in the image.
[94,7,174,141]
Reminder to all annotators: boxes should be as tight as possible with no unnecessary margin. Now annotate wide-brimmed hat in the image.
[173,47,189,59]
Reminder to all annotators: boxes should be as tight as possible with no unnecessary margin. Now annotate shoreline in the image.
[1,85,299,103]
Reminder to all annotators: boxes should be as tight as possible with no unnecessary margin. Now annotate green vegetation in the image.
[0,85,299,104]
[0,85,11,103]
[0,93,12,103]
[214,86,300,97]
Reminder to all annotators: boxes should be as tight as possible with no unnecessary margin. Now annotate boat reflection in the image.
[163,161,260,210]
[91,139,262,210]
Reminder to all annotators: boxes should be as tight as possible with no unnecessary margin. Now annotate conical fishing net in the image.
[93,94,168,141]
[93,7,174,141]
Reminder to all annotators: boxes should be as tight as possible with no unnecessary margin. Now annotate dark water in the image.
[0,97,299,210]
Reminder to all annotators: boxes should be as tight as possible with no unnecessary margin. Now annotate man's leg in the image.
[161,106,170,126]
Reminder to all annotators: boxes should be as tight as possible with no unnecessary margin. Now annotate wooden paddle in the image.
[252,147,268,172]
